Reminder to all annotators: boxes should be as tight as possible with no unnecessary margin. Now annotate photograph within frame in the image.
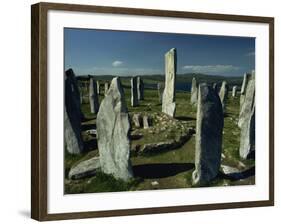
[64,28,256,194]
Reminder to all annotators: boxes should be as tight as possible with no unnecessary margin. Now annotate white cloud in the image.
[112,60,123,67]
[245,51,255,57]
[181,65,240,74]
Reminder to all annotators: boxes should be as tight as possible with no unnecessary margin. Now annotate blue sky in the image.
[64,28,255,77]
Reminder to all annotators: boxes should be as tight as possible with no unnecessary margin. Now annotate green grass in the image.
[65,170,140,194]
[65,82,255,194]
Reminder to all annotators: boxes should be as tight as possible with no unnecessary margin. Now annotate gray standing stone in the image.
[213,83,218,93]
[143,115,151,129]
[97,81,100,95]
[239,102,255,159]
[238,72,255,128]
[157,83,164,103]
[89,78,99,114]
[64,69,84,154]
[96,77,133,181]
[190,77,198,106]
[104,82,109,96]
[131,77,139,107]
[219,81,228,112]
[232,86,238,97]
[240,73,251,107]
[238,73,255,159]
[137,76,144,100]
[162,48,177,117]
[192,83,224,186]
[132,113,142,128]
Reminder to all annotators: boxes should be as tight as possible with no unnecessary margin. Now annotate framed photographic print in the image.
[31,2,274,221]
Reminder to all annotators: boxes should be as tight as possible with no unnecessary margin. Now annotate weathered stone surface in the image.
[238,73,255,128]
[65,69,84,154]
[157,83,164,103]
[232,85,238,97]
[68,156,100,180]
[239,73,255,159]
[240,73,251,107]
[104,82,109,96]
[89,78,99,114]
[240,106,255,160]
[143,115,151,129]
[190,77,198,106]
[132,113,142,128]
[219,81,228,112]
[131,77,139,107]
[192,83,224,186]
[137,76,144,100]
[162,48,177,117]
[96,77,133,181]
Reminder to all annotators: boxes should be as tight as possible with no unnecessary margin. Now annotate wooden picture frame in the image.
[31,2,274,221]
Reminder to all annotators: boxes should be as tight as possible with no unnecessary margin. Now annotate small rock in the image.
[143,115,152,129]
[68,156,100,180]
[132,113,142,128]
[151,181,159,186]
[221,165,240,174]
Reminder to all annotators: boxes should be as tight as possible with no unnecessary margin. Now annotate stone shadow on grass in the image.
[81,123,96,131]
[175,116,196,121]
[133,163,194,179]
[220,166,255,181]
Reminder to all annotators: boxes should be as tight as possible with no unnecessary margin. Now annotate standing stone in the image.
[240,73,251,107]
[143,115,151,129]
[213,83,218,93]
[137,76,144,100]
[190,77,198,106]
[157,83,164,103]
[97,81,100,95]
[162,48,177,117]
[96,77,133,181]
[192,83,223,186]
[104,82,109,96]
[89,78,99,114]
[132,113,142,128]
[238,72,255,129]
[232,86,238,97]
[131,77,139,107]
[219,81,228,112]
[79,85,83,104]
[64,69,84,154]
[240,103,255,159]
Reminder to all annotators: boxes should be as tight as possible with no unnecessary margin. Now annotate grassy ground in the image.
[65,82,255,194]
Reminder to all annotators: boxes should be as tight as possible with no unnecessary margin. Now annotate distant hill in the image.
[77,73,243,88]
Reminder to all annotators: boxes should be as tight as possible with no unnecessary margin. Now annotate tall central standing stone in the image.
[219,81,228,112]
[192,83,224,186]
[89,78,99,114]
[162,48,177,117]
[137,76,144,100]
[64,69,84,154]
[96,77,133,181]
[190,77,198,106]
[131,77,139,107]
